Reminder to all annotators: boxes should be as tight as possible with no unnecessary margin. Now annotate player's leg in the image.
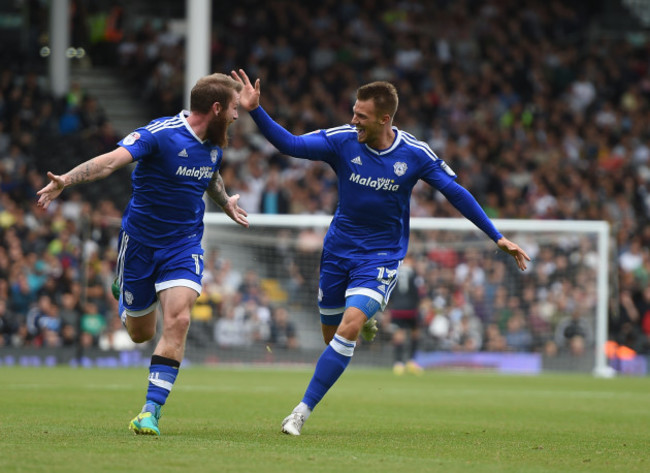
[316,251,348,345]
[282,300,380,436]
[406,323,423,375]
[281,257,397,435]
[129,241,202,436]
[392,321,407,375]
[155,285,197,361]
[114,230,158,342]
[118,258,163,433]
[281,254,347,435]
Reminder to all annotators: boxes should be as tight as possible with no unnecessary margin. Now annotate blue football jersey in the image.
[117,111,223,248]
[298,125,457,260]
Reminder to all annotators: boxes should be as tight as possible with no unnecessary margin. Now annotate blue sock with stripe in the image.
[145,355,180,415]
[302,334,355,410]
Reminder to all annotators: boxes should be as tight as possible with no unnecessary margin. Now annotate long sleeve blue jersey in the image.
[250,106,502,261]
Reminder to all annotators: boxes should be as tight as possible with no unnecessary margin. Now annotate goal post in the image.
[202,213,612,377]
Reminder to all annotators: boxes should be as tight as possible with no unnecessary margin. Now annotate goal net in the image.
[194,213,611,376]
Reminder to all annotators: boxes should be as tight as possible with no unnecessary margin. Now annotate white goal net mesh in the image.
[189,213,610,375]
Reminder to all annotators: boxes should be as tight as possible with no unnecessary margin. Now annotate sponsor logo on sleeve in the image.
[440,161,456,176]
[123,132,140,146]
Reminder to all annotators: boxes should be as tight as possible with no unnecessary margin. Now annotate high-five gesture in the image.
[231,69,260,111]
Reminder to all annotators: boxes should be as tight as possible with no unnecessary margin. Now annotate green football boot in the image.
[111,278,120,301]
[129,403,162,436]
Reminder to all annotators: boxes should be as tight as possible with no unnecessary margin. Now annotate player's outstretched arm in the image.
[232,68,330,160]
[207,171,249,228]
[496,236,531,271]
[438,182,531,271]
[36,147,133,209]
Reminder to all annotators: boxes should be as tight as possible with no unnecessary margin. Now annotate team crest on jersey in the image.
[210,150,218,163]
[393,162,407,176]
[123,132,140,146]
[124,290,134,306]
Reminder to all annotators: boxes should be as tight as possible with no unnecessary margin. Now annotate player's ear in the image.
[212,102,223,116]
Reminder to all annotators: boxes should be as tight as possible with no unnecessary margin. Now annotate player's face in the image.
[351,99,383,147]
[208,91,240,147]
[224,91,240,125]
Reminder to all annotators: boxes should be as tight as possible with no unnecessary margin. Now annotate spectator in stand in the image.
[25,294,60,347]
[483,322,507,352]
[450,313,483,352]
[259,166,290,214]
[80,301,106,347]
[504,310,533,352]
[0,298,18,346]
[619,236,645,274]
[269,305,298,350]
[214,303,249,348]
[554,307,595,356]
[385,254,423,375]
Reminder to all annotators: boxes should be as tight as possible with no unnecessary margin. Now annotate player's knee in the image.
[128,325,156,343]
[170,312,191,334]
[337,316,365,341]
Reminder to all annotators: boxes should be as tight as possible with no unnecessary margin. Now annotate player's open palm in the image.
[222,193,249,228]
[37,171,65,209]
[231,69,260,111]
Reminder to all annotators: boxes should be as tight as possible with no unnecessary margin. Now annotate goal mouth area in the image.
[202,213,612,377]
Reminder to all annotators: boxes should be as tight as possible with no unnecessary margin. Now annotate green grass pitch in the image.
[1,366,648,473]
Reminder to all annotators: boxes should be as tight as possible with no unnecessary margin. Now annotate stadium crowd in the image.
[1,0,650,361]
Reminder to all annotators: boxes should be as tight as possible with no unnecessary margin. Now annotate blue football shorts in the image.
[115,230,204,316]
[318,248,402,325]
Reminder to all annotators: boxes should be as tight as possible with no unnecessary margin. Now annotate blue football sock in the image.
[146,355,180,408]
[302,334,355,410]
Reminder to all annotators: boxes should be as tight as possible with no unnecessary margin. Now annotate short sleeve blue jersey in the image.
[117,111,223,248]
[301,125,457,260]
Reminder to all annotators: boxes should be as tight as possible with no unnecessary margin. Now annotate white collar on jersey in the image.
[364,127,402,156]
[179,110,209,144]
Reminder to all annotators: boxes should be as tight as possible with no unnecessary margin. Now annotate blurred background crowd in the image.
[1,0,650,363]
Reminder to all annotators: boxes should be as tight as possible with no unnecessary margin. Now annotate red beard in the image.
[207,114,229,148]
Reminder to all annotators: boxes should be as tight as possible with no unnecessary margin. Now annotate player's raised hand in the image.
[222,193,249,228]
[36,171,66,209]
[231,69,260,111]
[497,237,531,271]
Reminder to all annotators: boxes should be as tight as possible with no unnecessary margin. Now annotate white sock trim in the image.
[293,402,312,419]
[330,334,356,357]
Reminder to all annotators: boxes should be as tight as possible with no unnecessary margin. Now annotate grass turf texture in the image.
[1,366,648,473]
